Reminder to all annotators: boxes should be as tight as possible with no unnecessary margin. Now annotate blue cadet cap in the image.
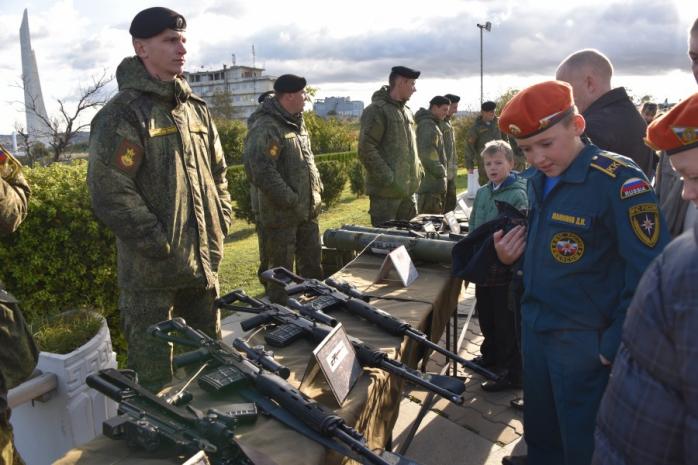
[130,7,186,39]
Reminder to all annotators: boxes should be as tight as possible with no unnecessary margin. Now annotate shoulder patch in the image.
[590,153,626,178]
[114,139,144,174]
[620,177,652,199]
[628,203,660,247]
[267,141,281,159]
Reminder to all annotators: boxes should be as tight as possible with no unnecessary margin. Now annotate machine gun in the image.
[148,318,396,465]
[86,368,256,465]
[216,290,466,405]
[260,267,499,381]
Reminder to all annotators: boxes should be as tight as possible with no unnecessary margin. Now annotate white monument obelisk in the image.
[20,9,51,141]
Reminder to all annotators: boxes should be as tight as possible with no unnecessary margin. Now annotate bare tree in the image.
[20,71,113,163]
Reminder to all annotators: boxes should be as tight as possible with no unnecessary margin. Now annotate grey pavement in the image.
[220,282,525,465]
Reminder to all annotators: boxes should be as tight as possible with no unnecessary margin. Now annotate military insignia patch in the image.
[508,124,521,136]
[629,203,660,247]
[590,154,624,178]
[267,142,280,159]
[550,232,584,263]
[671,126,698,145]
[114,139,143,173]
[620,177,651,199]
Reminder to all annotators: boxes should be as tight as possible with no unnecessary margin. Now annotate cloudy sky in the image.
[1,0,697,135]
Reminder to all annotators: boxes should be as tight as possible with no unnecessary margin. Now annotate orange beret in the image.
[499,81,575,139]
[645,93,698,155]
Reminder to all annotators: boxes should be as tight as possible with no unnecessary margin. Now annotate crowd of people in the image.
[1,5,698,465]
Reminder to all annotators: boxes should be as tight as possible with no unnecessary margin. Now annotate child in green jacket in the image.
[470,140,527,391]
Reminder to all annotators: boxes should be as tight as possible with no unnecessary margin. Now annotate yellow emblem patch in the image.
[628,203,660,247]
[509,124,521,136]
[114,139,143,173]
[671,126,698,145]
[550,232,584,264]
[267,142,280,159]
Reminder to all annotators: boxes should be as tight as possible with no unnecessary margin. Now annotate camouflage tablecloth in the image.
[54,252,462,465]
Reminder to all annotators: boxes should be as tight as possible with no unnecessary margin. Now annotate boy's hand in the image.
[493,225,526,265]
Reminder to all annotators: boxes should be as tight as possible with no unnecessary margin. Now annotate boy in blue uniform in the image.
[494,81,669,465]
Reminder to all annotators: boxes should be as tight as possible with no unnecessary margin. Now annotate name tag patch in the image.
[550,212,590,229]
[620,177,651,199]
[550,232,584,264]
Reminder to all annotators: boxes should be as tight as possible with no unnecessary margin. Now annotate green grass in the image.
[218,168,470,296]
[34,310,104,354]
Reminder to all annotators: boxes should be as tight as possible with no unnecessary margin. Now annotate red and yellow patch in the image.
[550,231,584,264]
[267,141,280,159]
[114,139,143,173]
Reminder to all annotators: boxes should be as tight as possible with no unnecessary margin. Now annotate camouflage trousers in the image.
[368,195,417,227]
[261,220,323,303]
[418,192,445,215]
[0,411,24,465]
[444,179,457,213]
[119,287,220,392]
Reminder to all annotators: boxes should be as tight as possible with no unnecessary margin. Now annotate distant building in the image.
[183,64,275,120]
[313,97,364,118]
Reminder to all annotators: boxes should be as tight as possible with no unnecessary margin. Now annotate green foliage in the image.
[34,310,104,355]
[315,151,357,164]
[496,88,519,114]
[0,161,123,356]
[217,119,248,166]
[348,160,366,196]
[316,161,347,207]
[304,111,355,154]
[226,168,255,224]
[452,115,476,167]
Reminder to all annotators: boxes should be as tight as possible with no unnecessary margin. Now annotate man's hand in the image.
[493,225,526,265]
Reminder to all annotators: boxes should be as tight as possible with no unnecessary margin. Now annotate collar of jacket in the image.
[262,97,303,129]
[372,85,407,108]
[490,173,518,190]
[116,56,192,105]
[529,143,598,199]
[583,87,630,116]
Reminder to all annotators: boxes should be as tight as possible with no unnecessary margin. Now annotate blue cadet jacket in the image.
[521,144,669,361]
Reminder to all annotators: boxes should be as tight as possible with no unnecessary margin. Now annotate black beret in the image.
[130,7,186,39]
[481,100,497,112]
[258,90,274,103]
[273,74,306,93]
[444,93,461,103]
[391,66,421,79]
[429,96,451,106]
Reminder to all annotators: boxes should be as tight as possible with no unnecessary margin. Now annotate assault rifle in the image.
[260,267,499,381]
[86,368,256,465]
[215,290,466,405]
[148,318,396,465]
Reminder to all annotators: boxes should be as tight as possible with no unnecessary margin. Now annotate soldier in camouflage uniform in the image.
[359,66,424,226]
[247,91,275,283]
[442,94,460,212]
[465,101,507,187]
[87,8,232,391]
[244,75,323,299]
[0,145,39,465]
[416,96,450,214]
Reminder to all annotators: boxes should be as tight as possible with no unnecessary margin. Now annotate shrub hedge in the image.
[0,161,123,355]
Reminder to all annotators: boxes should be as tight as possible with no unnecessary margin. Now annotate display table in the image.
[54,253,462,465]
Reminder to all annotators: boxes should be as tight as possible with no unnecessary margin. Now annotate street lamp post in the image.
[477,21,492,107]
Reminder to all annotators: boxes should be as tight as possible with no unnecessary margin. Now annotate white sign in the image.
[375,245,419,287]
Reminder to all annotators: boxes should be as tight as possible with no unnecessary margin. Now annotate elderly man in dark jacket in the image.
[593,93,698,465]
[556,49,654,177]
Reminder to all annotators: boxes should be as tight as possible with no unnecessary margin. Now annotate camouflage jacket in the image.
[88,57,233,290]
[440,117,457,181]
[358,86,423,198]
[415,108,447,194]
[464,115,505,169]
[0,163,38,401]
[243,97,322,228]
